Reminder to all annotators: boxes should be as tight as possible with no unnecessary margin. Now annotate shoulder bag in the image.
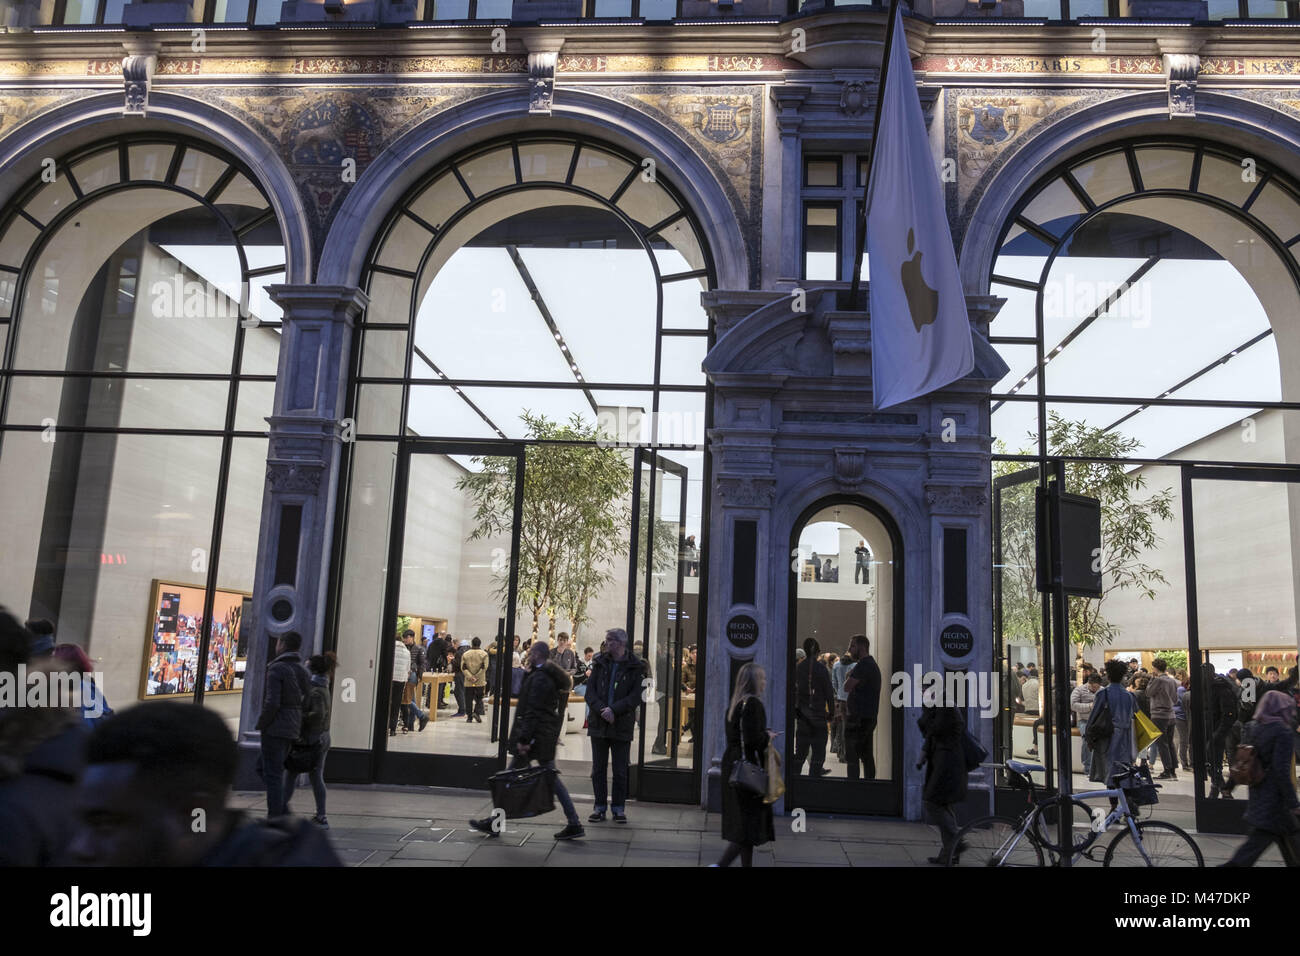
[728,698,769,797]
[1085,691,1114,750]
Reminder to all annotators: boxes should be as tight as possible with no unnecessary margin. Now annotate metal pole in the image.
[1049,459,1074,865]
[847,0,902,309]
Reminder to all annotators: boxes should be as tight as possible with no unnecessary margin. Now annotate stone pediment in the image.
[703,286,1009,387]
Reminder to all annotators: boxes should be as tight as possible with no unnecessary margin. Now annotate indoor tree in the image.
[458,410,633,642]
[994,411,1176,669]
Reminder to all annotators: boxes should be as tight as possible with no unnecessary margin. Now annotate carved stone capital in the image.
[925,483,988,515]
[528,52,558,116]
[1163,53,1200,119]
[122,53,156,117]
[716,475,778,508]
[266,460,327,495]
[834,447,868,489]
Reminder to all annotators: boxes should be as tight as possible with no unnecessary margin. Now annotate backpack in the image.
[1085,692,1114,749]
[1229,722,1266,787]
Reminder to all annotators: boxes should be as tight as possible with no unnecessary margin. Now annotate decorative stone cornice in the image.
[716,475,778,508]
[121,52,156,117]
[924,482,989,515]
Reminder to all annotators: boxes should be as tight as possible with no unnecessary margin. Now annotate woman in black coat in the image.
[918,704,969,865]
[1225,690,1300,866]
[714,662,776,867]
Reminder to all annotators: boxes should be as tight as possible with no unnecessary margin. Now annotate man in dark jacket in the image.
[918,704,969,865]
[586,628,643,824]
[1200,662,1240,799]
[843,634,883,779]
[66,701,340,866]
[256,631,310,819]
[403,630,429,731]
[469,642,584,840]
[793,637,835,777]
[429,633,450,708]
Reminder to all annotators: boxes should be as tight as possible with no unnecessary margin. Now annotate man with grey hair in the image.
[586,628,643,824]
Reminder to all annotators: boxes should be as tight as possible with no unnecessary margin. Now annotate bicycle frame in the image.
[1002,770,1152,867]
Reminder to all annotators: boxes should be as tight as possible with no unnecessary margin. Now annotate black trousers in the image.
[590,737,631,811]
[1224,827,1300,867]
[388,680,405,733]
[844,717,877,780]
[466,686,485,716]
[1154,717,1177,774]
[925,800,961,858]
[794,714,828,774]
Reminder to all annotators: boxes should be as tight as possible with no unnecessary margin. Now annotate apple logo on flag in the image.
[901,228,939,333]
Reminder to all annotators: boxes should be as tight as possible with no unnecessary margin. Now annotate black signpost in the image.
[1037,459,1102,867]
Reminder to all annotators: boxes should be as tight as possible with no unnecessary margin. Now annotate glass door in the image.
[1183,464,1300,835]
[628,447,698,802]
[375,440,524,789]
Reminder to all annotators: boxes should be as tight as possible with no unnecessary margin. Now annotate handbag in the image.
[1085,693,1114,749]
[728,698,769,797]
[1230,724,1266,787]
[961,727,988,773]
[488,764,556,819]
[284,739,319,774]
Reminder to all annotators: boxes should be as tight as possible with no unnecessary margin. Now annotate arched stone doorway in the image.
[786,494,904,816]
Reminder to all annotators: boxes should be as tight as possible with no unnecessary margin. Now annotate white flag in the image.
[867,6,973,409]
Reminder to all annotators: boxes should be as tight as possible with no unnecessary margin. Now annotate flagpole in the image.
[846,0,904,311]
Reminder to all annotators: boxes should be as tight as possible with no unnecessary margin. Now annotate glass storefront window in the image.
[0,138,285,717]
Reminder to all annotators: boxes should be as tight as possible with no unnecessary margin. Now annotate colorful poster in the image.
[141,581,249,700]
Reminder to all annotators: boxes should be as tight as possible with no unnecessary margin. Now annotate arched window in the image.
[330,135,713,785]
[987,139,1300,799]
[0,135,287,718]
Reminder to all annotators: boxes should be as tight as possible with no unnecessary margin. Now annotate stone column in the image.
[771,86,809,288]
[236,285,368,785]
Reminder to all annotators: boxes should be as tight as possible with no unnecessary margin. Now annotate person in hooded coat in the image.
[1224,690,1300,867]
[918,703,969,864]
[469,641,585,841]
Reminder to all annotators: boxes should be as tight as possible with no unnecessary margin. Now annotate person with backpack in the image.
[1087,659,1137,787]
[284,652,337,828]
[468,641,584,841]
[1224,690,1300,866]
[256,631,311,819]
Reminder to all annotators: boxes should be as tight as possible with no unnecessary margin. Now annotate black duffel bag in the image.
[488,764,557,819]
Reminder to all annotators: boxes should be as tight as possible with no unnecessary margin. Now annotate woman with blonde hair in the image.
[713,661,777,867]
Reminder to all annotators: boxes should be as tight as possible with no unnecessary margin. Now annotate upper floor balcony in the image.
[2,0,1298,31]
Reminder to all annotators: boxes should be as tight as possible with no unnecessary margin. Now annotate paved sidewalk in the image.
[233,785,1284,867]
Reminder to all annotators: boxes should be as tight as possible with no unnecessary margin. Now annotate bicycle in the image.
[947,759,1204,867]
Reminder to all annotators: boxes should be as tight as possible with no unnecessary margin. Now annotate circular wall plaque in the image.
[939,623,974,658]
[726,614,759,648]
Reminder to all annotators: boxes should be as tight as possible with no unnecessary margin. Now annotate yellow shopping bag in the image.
[1134,710,1162,753]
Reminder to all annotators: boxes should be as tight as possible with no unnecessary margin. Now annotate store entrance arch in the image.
[786,495,905,817]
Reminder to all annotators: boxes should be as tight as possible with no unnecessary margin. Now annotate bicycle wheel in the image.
[1103,820,1204,867]
[1035,797,1097,856]
[949,815,1045,867]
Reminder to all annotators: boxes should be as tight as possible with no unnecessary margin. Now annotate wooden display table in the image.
[419,672,456,721]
